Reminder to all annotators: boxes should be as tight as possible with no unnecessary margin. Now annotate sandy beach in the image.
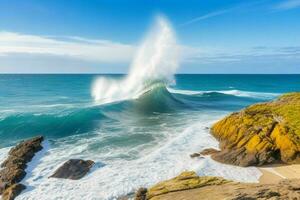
[259,164,300,184]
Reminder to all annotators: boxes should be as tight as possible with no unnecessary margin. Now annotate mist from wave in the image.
[92,16,179,104]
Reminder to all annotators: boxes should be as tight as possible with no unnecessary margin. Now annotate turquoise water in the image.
[0,74,299,199]
[1,74,298,146]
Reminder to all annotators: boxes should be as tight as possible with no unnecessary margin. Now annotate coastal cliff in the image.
[210,92,300,166]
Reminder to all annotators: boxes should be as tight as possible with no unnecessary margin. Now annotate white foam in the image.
[167,88,279,99]
[15,113,261,200]
[92,16,179,104]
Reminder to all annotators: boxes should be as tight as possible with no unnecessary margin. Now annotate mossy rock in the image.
[146,171,229,199]
[211,92,300,166]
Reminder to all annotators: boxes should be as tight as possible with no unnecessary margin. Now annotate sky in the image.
[0,0,300,74]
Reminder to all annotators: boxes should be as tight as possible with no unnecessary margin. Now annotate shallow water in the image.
[0,74,299,199]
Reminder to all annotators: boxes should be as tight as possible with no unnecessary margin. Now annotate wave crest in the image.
[92,16,179,104]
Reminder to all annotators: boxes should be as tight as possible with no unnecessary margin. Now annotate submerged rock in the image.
[50,159,94,180]
[0,136,44,199]
[135,171,300,200]
[210,93,300,166]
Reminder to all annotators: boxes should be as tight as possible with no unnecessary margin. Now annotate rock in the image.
[137,171,300,200]
[145,171,229,199]
[8,136,43,163]
[200,148,220,156]
[2,184,26,200]
[210,93,300,166]
[189,153,201,158]
[135,188,148,200]
[0,167,26,187]
[0,136,43,198]
[1,157,27,170]
[190,148,220,158]
[50,159,94,180]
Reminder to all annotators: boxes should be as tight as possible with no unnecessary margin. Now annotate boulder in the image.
[50,159,94,180]
[0,136,44,199]
[210,93,300,166]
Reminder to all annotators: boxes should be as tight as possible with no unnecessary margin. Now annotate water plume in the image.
[92,16,179,104]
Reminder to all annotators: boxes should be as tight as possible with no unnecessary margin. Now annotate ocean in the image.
[0,74,299,199]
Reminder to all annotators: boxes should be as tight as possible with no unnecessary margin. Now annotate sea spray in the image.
[92,16,179,104]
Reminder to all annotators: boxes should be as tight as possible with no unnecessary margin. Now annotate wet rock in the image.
[190,148,220,159]
[210,93,300,166]
[135,188,147,200]
[0,136,44,199]
[2,184,26,200]
[50,159,94,180]
[200,148,220,156]
[190,153,201,158]
[0,167,26,187]
[8,136,43,163]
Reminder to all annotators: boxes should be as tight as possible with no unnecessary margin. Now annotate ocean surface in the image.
[0,74,299,199]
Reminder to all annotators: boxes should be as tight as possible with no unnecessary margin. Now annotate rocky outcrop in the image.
[0,136,44,199]
[210,93,300,166]
[50,159,94,180]
[135,171,300,200]
[136,171,229,200]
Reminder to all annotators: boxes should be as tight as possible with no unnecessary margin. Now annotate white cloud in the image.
[181,45,300,64]
[180,9,232,26]
[1,31,300,73]
[274,0,300,10]
[0,32,135,63]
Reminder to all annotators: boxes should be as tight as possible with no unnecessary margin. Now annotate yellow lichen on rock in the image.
[210,92,300,166]
[146,171,230,199]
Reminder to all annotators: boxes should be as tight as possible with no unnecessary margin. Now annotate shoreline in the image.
[258,164,300,184]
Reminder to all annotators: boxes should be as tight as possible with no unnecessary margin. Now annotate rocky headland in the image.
[210,92,300,166]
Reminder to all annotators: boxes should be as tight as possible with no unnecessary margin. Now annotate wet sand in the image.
[259,164,300,184]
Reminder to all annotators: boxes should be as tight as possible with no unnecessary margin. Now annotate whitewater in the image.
[1,16,299,200]
[92,16,179,104]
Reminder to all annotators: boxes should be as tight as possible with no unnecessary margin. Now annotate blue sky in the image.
[0,0,300,73]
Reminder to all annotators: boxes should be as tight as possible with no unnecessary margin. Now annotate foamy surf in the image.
[12,114,261,200]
